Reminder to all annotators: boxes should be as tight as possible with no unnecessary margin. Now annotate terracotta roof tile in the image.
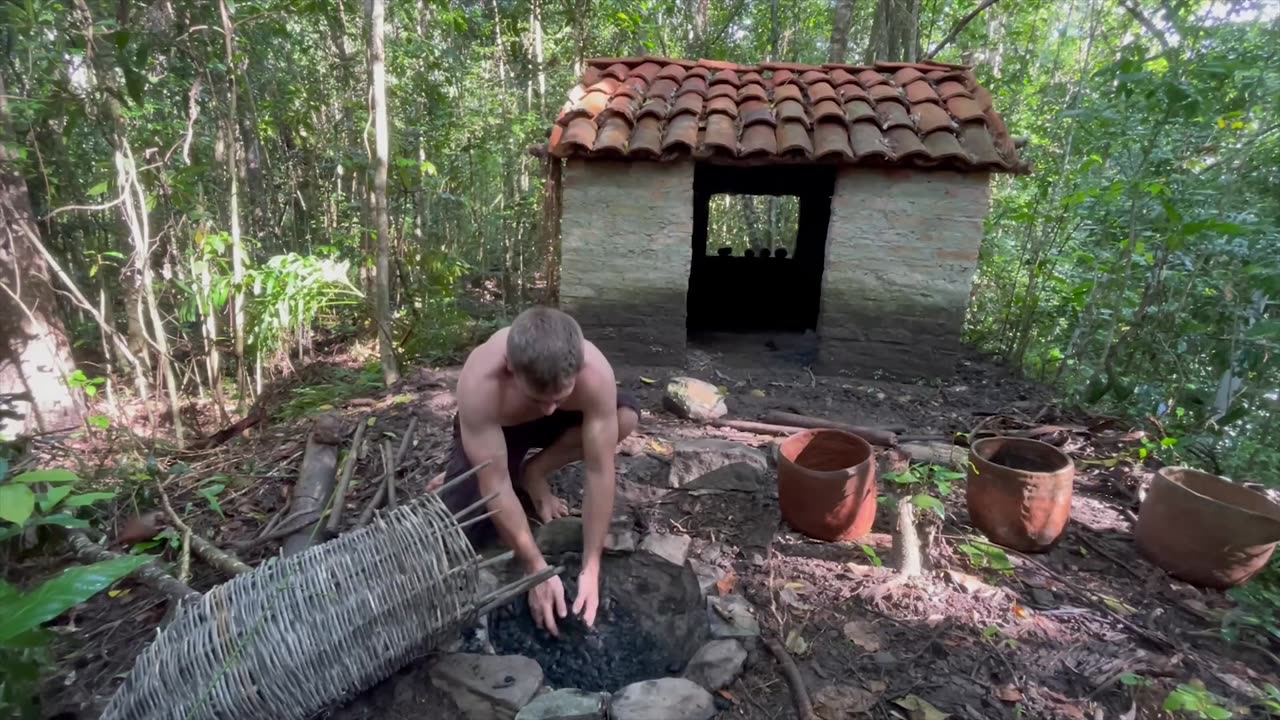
[741,123,778,156]
[776,99,810,128]
[813,99,845,122]
[800,69,828,86]
[844,99,876,123]
[677,76,708,97]
[672,92,703,117]
[777,121,813,156]
[657,64,688,81]
[850,121,891,160]
[913,102,954,134]
[704,113,739,153]
[808,81,838,103]
[937,80,971,100]
[892,67,926,86]
[738,83,768,102]
[708,84,737,101]
[856,69,887,87]
[649,77,679,99]
[547,56,1022,172]
[876,102,913,130]
[708,95,738,117]
[711,69,742,87]
[946,96,985,122]
[814,121,854,161]
[885,126,929,161]
[869,84,905,104]
[905,80,940,104]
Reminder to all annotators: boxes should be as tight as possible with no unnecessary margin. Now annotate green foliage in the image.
[1163,682,1233,719]
[957,538,1014,574]
[197,481,227,519]
[277,364,386,420]
[885,464,963,520]
[0,468,116,542]
[244,253,364,361]
[1221,560,1280,644]
[0,556,148,718]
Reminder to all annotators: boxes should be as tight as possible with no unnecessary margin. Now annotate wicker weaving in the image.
[101,488,538,720]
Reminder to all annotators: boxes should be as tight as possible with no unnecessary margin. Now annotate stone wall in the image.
[560,159,694,364]
[817,168,991,377]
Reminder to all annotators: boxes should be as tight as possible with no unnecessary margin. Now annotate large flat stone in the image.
[683,639,748,691]
[514,689,608,720]
[639,532,692,566]
[609,678,716,720]
[536,517,584,556]
[668,439,768,489]
[662,377,727,422]
[430,654,544,720]
[707,594,760,640]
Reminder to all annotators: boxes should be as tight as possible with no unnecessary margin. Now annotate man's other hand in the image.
[529,575,568,637]
[572,566,600,627]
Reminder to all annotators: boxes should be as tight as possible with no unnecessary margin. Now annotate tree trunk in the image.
[366,0,399,385]
[890,497,923,577]
[864,0,921,62]
[0,75,87,436]
[828,0,857,63]
[219,0,250,413]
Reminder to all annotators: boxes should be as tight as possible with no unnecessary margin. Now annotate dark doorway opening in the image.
[687,163,835,336]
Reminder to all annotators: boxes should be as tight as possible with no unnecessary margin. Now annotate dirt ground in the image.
[32,336,1280,720]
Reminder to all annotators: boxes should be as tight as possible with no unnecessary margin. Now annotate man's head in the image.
[506,307,584,410]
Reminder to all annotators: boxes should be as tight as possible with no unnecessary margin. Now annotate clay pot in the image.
[965,436,1074,553]
[1136,467,1280,589]
[776,429,877,541]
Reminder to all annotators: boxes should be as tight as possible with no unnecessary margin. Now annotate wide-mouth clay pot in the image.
[776,429,877,542]
[965,436,1075,553]
[1136,467,1280,589]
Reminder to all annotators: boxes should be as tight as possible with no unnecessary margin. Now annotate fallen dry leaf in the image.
[841,620,882,652]
[716,570,738,596]
[814,684,878,719]
[784,629,810,656]
[750,389,766,398]
[639,376,656,384]
[1011,603,1029,619]
[717,689,739,704]
[893,694,949,720]
[114,511,164,546]
[865,679,888,694]
[993,684,1024,703]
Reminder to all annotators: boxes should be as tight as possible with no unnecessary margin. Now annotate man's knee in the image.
[617,406,639,439]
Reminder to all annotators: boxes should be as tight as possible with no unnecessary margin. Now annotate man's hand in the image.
[572,565,601,627]
[529,575,568,637]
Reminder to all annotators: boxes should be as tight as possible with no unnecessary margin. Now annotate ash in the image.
[488,574,679,692]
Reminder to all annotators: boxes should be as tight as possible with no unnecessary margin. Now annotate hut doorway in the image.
[687,163,836,339]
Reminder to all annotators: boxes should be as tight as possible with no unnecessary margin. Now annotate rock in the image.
[667,439,768,489]
[609,678,716,720]
[430,654,543,720]
[682,639,747,691]
[639,532,692,566]
[514,689,608,720]
[707,594,759,640]
[605,528,637,553]
[688,558,725,596]
[537,517,584,556]
[662,378,727,422]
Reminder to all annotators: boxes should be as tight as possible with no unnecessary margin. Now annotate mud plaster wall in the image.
[559,159,694,364]
[818,168,991,377]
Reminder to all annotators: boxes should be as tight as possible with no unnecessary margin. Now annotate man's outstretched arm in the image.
[574,380,619,626]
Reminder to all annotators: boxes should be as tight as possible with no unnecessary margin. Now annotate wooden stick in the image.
[178,529,192,584]
[382,440,397,510]
[65,530,199,603]
[235,510,322,548]
[325,417,369,533]
[764,636,818,720]
[711,419,807,436]
[474,565,564,616]
[759,411,901,446]
[159,488,252,576]
[282,414,344,556]
[430,459,492,498]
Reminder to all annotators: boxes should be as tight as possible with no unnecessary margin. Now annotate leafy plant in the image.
[1221,560,1280,644]
[0,469,115,542]
[957,537,1015,574]
[1163,681,1233,719]
[65,370,105,398]
[197,481,227,519]
[884,464,964,519]
[0,556,148,718]
[277,363,386,420]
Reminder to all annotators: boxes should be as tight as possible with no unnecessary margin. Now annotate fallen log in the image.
[900,441,967,470]
[282,414,345,556]
[66,530,199,603]
[758,411,899,446]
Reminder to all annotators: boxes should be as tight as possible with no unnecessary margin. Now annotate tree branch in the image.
[923,0,1002,61]
[1118,0,1171,53]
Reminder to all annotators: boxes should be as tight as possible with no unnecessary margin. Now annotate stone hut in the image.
[541,56,1025,377]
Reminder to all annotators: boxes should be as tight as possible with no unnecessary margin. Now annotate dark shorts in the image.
[437,391,640,544]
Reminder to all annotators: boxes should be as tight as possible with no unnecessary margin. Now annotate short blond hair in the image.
[507,307,584,393]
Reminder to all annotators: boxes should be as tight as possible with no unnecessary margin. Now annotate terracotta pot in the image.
[1136,467,1280,589]
[965,436,1074,553]
[776,429,877,542]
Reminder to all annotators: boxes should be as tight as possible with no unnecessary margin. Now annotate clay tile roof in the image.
[545,56,1023,172]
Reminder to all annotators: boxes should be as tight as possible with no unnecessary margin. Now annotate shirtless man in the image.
[432,307,639,637]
